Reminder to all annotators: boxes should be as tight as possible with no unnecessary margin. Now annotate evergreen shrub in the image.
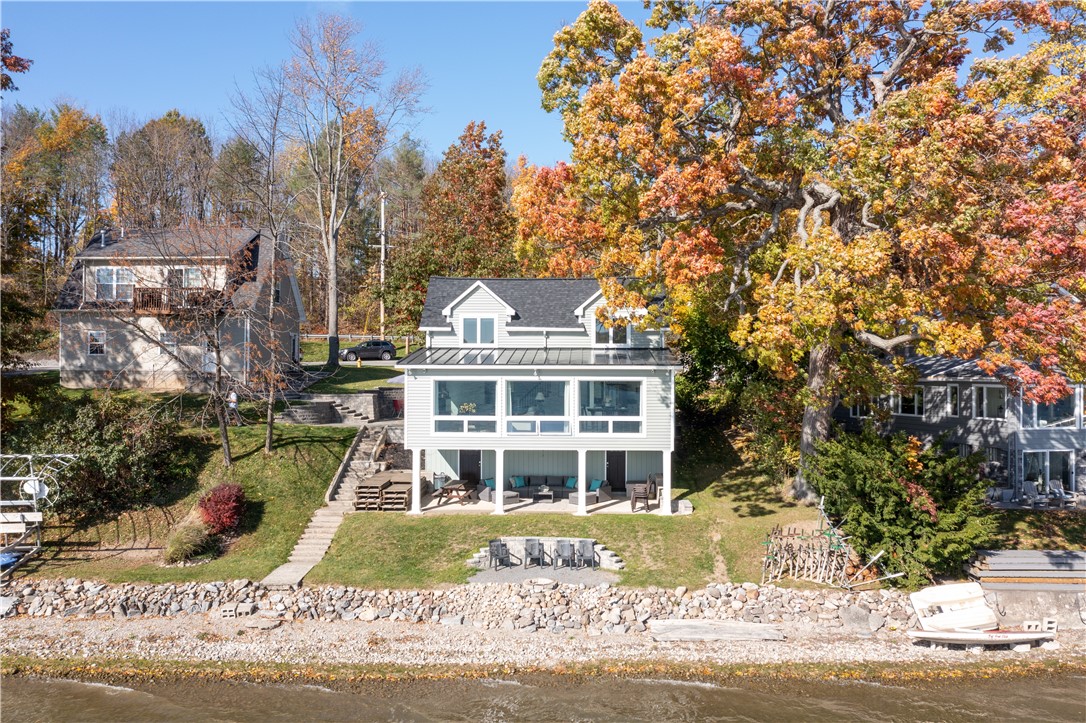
[807,425,996,588]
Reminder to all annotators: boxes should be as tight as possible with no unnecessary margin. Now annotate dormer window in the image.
[595,319,628,346]
[462,317,495,345]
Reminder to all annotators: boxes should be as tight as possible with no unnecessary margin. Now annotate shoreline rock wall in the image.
[1,579,916,635]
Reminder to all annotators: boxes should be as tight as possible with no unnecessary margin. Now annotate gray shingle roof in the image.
[55,227,281,313]
[419,277,604,330]
[908,355,998,380]
[75,227,257,260]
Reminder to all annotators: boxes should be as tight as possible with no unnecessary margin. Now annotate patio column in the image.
[659,450,673,516]
[493,449,506,515]
[576,448,588,516]
[408,448,422,515]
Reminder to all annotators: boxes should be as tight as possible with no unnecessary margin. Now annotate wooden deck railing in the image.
[133,287,219,314]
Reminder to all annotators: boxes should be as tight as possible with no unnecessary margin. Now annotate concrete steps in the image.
[261,426,377,589]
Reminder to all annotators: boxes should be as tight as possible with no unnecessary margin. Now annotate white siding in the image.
[404,367,673,454]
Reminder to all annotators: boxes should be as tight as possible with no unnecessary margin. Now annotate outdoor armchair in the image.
[555,539,576,569]
[524,538,547,568]
[576,539,597,570]
[488,539,511,569]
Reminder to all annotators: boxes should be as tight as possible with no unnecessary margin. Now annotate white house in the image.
[398,277,680,516]
[54,227,305,390]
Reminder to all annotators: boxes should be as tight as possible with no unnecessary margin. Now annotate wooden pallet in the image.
[354,479,389,511]
[379,482,412,511]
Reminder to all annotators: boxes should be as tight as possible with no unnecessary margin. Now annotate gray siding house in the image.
[54,227,305,390]
[398,277,680,515]
[835,357,1086,495]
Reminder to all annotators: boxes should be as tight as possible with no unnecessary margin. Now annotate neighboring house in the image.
[398,277,681,515]
[835,357,1086,494]
[54,227,305,390]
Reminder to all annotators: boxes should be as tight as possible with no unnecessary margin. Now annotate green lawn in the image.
[308,424,819,589]
[305,365,402,394]
[21,424,355,583]
[991,509,1086,550]
[300,337,416,365]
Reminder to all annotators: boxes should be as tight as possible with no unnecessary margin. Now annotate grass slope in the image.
[308,424,819,589]
[23,424,355,583]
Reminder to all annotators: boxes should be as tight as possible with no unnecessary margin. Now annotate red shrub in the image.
[198,483,245,535]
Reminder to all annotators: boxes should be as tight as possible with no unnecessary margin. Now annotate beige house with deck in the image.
[54,227,305,390]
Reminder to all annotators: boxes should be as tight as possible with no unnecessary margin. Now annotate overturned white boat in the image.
[906,582,1055,646]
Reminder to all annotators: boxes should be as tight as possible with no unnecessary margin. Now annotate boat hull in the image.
[906,630,1055,645]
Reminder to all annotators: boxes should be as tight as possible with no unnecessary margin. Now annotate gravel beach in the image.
[4,614,1083,671]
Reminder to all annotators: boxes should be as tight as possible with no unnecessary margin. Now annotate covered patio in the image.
[405,448,673,516]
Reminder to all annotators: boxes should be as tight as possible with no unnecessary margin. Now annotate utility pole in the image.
[379,191,387,339]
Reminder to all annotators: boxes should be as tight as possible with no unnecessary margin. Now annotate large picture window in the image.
[434,380,496,433]
[95,267,135,301]
[506,381,569,434]
[975,386,1006,419]
[578,380,642,434]
[1023,393,1077,428]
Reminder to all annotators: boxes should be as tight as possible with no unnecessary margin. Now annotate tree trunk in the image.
[324,232,340,369]
[792,342,839,502]
[215,394,234,468]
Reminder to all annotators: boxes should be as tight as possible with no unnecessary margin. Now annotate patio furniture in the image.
[555,539,576,569]
[628,482,651,512]
[1020,480,1047,508]
[576,539,597,570]
[435,480,477,506]
[1047,479,1074,508]
[524,538,547,568]
[534,487,555,504]
[489,539,511,569]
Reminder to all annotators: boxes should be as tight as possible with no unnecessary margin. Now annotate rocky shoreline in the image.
[3,578,1083,679]
[5,578,917,634]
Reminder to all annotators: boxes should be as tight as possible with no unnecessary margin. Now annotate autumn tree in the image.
[1,28,32,91]
[514,0,1086,499]
[112,109,215,228]
[385,121,517,331]
[283,13,423,367]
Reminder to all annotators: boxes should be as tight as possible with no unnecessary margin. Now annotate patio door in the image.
[606,450,626,493]
[459,450,481,484]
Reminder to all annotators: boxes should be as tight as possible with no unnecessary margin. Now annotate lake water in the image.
[3,674,1084,721]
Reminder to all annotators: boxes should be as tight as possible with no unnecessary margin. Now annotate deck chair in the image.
[488,539,511,569]
[555,539,576,569]
[576,539,597,570]
[1047,479,1073,507]
[524,538,547,568]
[1021,479,1047,508]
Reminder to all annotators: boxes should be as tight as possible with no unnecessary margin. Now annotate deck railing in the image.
[133,287,219,314]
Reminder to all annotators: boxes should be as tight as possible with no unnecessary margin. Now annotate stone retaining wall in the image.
[1,579,918,635]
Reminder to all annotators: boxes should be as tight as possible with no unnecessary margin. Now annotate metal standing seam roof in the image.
[398,347,680,368]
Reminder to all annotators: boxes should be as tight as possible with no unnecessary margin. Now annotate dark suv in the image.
[339,340,397,362]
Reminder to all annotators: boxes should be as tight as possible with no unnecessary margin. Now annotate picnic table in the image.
[435,480,477,505]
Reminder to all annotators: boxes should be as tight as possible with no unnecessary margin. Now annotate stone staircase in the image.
[261,426,378,589]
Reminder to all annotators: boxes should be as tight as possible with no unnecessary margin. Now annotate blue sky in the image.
[1,1,650,165]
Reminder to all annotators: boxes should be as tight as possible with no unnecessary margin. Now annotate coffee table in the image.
[534,487,554,504]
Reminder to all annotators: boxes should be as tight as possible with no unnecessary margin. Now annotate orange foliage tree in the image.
[513,0,1086,498]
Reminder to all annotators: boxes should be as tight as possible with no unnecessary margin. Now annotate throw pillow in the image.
[484,478,496,490]
[589,479,604,492]
[565,476,577,489]
[512,476,526,489]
